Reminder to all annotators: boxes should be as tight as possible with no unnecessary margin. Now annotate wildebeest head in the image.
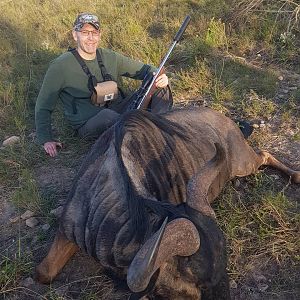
[126,205,228,300]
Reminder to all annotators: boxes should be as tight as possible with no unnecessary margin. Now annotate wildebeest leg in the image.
[256,151,300,183]
[36,230,79,283]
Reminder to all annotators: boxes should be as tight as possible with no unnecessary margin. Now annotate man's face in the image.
[72,23,101,57]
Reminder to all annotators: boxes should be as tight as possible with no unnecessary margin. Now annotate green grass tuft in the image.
[0,254,32,295]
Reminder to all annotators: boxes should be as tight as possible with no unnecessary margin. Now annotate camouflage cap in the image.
[73,13,100,31]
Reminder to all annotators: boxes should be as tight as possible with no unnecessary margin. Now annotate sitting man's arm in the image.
[35,60,63,157]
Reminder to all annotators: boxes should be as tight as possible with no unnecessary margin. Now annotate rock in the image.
[282,89,289,94]
[260,120,265,124]
[41,223,51,231]
[2,136,21,147]
[230,279,238,289]
[253,124,259,129]
[50,206,63,218]
[278,76,284,81]
[25,217,39,228]
[21,210,35,220]
[234,179,241,188]
[259,123,266,128]
[20,277,34,287]
[278,94,285,98]
[9,216,21,223]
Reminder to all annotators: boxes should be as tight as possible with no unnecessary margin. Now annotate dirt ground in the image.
[0,66,299,299]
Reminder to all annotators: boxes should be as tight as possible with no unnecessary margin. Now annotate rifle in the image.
[128,15,191,111]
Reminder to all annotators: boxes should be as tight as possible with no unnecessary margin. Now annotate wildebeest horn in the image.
[127,217,200,293]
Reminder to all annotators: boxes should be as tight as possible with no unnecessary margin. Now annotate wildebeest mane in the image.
[113,110,191,242]
[60,128,117,247]
[64,128,114,205]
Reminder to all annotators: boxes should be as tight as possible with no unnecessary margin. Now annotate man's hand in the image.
[154,73,169,89]
[43,141,63,157]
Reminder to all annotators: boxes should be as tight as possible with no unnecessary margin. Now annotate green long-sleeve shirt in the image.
[35,48,155,145]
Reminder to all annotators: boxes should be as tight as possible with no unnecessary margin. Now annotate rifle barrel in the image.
[137,15,191,110]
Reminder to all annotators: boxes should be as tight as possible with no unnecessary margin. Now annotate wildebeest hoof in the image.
[292,172,300,184]
[35,264,53,284]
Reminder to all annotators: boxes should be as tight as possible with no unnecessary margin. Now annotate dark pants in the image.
[77,87,172,139]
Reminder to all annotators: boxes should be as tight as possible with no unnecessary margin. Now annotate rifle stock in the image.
[137,67,165,110]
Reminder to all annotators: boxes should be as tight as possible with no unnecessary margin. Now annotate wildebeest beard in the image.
[60,110,226,279]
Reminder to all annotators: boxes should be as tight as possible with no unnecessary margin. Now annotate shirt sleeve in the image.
[115,52,156,80]
[35,60,64,145]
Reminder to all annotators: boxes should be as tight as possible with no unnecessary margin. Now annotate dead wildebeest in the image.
[36,107,300,299]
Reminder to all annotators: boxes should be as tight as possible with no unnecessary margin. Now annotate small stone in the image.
[41,224,51,231]
[234,179,241,188]
[21,210,35,220]
[20,277,34,287]
[278,76,284,81]
[2,136,21,147]
[278,94,285,98]
[253,124,259,129]
[270,174,280,180]
[289,86,297,91]
[257,54,261,57]
[50,206,64,218]
[9,216,21,223]
[230,279,238,289]
[257,283,269,292]
[260,120,265,124]
[25,217,39,228]
[282,89,289,94]
[28,132,36,139]
[259,123,266,128]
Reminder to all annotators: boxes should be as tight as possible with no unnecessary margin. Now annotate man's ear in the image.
[72,30,78,42]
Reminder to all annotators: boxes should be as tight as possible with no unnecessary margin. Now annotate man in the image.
[35,13,172,157]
